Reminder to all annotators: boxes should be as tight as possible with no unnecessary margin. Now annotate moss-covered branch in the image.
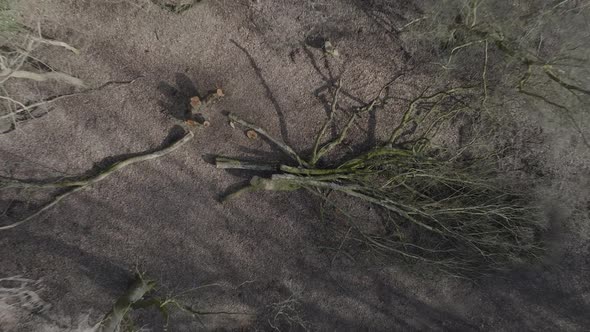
[0,129,195,231]
[214,80,543,275]
[99,273,156,332]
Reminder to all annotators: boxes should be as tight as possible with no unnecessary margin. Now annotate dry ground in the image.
[1,0,589,331]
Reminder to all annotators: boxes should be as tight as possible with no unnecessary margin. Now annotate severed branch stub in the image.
[227,112,309,167]
[186,88,223,127]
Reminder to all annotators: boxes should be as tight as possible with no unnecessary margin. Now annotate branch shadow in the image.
[348,0,416,61]
[230,40,291,146]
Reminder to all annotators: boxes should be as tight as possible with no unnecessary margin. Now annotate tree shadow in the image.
[14,231,132,297]
[480,257,590,330]
[157,73,202,121]
[3,151,590,331]
[348,0,416,61]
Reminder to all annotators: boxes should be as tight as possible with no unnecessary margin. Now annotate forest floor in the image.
[1,0,589,331]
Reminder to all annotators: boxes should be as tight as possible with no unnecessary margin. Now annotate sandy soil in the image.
[1,0,589,331]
